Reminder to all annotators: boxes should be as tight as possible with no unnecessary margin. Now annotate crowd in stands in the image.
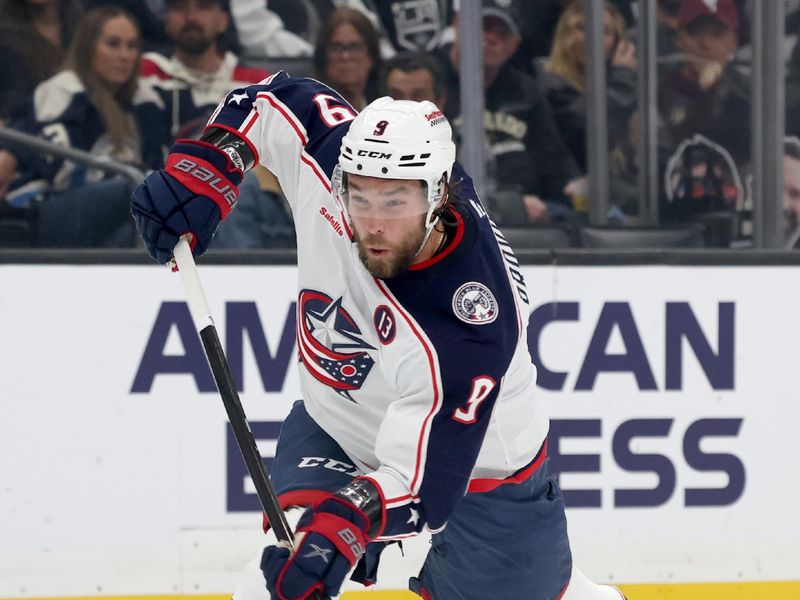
[1,0,800,250]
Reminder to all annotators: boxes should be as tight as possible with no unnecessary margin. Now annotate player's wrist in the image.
[333,478,385,539]
[199,127,256,172]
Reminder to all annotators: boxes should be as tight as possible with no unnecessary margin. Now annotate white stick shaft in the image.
[173,236,214,332]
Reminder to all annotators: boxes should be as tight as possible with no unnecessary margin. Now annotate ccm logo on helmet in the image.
[173,158,237,208]
[357,150,392,159]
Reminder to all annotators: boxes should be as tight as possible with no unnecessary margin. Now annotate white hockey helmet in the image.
[334,97,456,233]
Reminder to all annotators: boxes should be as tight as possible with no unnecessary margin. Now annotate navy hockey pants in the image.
[268,400,573,599]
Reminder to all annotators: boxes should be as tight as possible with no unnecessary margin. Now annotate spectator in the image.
[539,1,637,174]
[538,0,638,218]
[380,51,446,107]
[313,7,381,111]
[784,137,800,249]
[140,0,266,139]
[140,0,294,249]
[0,6,165,246]
[657,0,749,226]
[0,0,84,123]
[84,0,172,53]
[436,0,581,226]
[509,0,635,74]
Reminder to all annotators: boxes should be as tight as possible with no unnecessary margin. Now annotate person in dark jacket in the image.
[656,0,750,229]
[537,0,638,218]
[436,0,581,227]
[0,0,84,123]
[0,6,166,246]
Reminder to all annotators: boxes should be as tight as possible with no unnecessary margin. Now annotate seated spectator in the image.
[313,7,381,111]
[538,0,638,218]
[784,137,800,249]
[84,0,171,53]
[509,0,635,74]
[435,0,581,227]
[539,1,637,173]
[0,0,84,123]
[657,0,749,227]
[0,6,165,246]
[140,0,268,139]
[380,51,447,107]
[140,0,295,250]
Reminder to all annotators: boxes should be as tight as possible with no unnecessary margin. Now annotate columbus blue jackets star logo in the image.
[298,290,375,401]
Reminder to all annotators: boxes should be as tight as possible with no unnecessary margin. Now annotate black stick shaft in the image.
[173,237,322,600]
[199,325,293,543]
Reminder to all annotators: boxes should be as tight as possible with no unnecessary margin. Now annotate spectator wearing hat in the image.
[656,0,750,230]
[435,0,581,227]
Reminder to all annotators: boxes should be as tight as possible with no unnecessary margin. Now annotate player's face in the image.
[165,0,229,55]
[346,174,429,279]
[92,16,140,89]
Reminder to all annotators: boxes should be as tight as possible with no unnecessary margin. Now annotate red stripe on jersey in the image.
[257,92,309,144]
[301,154,332,193]
[374,279,441,493]
[466,439,548,493]
[255,92,335,195]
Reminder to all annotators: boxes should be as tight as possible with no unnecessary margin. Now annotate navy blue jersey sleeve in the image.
[204,71,357,204]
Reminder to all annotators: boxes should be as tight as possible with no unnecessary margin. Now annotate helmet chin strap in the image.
[415,177,448,257]
[415,215,441,257]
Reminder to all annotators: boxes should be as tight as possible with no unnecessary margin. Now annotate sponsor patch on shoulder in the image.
[452,282,498,325]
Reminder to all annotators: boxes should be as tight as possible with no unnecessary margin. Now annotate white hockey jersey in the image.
[208,72,549,539]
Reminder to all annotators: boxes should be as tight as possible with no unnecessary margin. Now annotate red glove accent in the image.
[165,152,240,219]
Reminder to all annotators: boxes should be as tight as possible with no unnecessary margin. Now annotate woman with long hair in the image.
[0,6,166,246]
[313,7,381,110]
[539,0,637,173]
[537,0,639,218]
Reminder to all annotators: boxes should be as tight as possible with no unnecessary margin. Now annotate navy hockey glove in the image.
[260,495,372,600]
[130,139,243,263]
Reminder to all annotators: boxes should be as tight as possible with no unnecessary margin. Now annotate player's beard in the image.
[175,25,214,55]
[354,227,426,279]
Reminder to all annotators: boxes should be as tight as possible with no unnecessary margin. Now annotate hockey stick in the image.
[172,237,313,573]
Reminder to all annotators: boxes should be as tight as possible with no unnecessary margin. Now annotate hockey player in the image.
[130,72,625,600]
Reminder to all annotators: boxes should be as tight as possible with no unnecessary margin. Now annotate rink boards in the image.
[1,262,799,598]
